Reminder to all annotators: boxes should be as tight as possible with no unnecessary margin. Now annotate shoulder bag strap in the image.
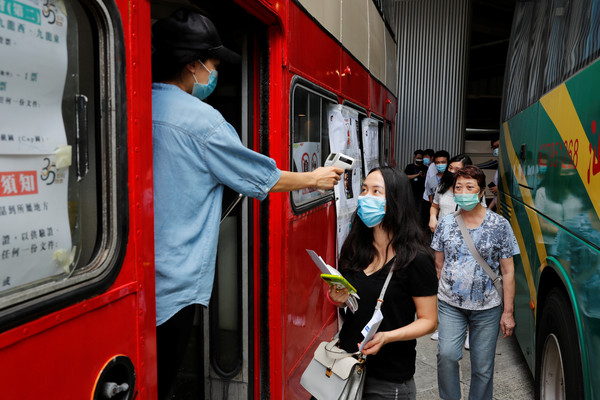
[454,210,504,300]
[334,266,395,357]
[374,267,395,312]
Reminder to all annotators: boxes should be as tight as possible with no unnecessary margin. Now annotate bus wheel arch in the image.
[534,266,584,400]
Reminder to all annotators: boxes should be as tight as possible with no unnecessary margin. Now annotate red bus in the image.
[0,0,397,398]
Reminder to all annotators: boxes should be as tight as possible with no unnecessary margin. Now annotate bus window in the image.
[0,0,127,325]
[290,80,336,212]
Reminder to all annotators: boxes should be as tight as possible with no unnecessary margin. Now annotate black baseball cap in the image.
[152,9,241,64]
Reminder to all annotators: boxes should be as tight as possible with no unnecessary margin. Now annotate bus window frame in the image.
[0,0,129,331]
[289,76,338,215]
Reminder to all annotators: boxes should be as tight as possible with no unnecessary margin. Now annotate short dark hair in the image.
[490,133,500,146]
[454,165,486,193]
[423,149,435,157]
[433,150,450,162]
[414,149,423,156]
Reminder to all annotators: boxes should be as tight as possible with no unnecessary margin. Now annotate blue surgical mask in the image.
[454,193,480,211]
[357,195,386,228]
[192,61,218,100]
[539,165,548,174]
[423,158,431,166]
[493,148,499,157]
[436,163,447,173]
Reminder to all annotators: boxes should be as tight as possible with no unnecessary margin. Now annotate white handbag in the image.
[301,268,395,400]
[300,338,366,400]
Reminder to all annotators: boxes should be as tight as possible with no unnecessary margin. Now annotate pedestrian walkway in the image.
[414,332,534,399]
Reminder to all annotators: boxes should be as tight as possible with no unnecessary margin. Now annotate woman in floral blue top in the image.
[430,165,519,400]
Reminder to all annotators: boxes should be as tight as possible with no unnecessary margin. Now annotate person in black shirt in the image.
[328,166,438,399]
[404,149,427,213]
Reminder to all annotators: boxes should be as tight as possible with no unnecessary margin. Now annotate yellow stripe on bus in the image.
[502,123,548,264]
[540,84,600,220]
[501,123,540,310]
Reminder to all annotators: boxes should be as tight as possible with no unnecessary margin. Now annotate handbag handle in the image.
[454,210,504,301]
[324,340,360,359]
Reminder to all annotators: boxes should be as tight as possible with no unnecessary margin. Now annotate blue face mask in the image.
[357,195,386,228]
[192,61,218,100]
[539,165,548,174]
[436,163,447,173]
[454,193,480,211]
[423,158,431,166]
[493,148,499,157]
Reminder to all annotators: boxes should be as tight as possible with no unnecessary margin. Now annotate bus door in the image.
[0,0,156,398]
[150,1,268,398]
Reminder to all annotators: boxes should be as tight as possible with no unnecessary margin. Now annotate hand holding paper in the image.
[359,309,383,352]
[307,249,360,312]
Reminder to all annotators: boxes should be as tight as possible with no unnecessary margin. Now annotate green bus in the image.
[500,1,600,398]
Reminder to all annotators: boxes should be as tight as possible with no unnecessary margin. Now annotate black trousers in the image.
[156,305,195,400]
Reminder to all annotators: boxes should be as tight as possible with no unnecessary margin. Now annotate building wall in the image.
[395,0,471,168]
[297,0,397,95]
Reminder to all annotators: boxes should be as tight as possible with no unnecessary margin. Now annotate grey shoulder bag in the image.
[454,210,504,302]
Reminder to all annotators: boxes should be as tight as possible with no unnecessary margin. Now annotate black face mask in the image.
[415,159,423,164]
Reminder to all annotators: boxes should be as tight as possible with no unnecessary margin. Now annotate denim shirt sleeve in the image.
[202,119,281,200]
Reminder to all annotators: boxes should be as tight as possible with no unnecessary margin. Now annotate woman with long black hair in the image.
[328,166,438,399]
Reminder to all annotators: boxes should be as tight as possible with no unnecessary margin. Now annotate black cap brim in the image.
[209,45,241,64]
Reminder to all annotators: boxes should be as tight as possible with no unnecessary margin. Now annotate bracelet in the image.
[326,290,343,306]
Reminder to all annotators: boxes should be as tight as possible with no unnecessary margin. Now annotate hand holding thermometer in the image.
[319,153,356,193]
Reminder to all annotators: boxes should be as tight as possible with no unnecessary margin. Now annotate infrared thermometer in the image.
[324,152,356,170]
[319,153,356,194]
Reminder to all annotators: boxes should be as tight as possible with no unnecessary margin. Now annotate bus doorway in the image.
[150,1,267,398]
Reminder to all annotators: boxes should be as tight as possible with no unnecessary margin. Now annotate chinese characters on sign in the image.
[0,0,71,293]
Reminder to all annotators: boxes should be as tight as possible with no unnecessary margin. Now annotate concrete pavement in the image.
[414,331,535,399]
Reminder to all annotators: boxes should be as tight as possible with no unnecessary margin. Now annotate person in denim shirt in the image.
[152,9,343,399]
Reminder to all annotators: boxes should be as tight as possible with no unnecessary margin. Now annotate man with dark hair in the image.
[420,148,437,229]
[151,9,342,399]
[424,150,450,202]
[404,149,427,212]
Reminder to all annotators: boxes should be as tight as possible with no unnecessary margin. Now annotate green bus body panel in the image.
[502,58,600,399]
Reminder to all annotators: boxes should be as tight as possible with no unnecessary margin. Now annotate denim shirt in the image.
[152,83,281,325]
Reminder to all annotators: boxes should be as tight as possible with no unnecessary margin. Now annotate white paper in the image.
[361,118,380,174]
[327,105,363,256]
[359,309,384,351]
[0,0,69,155]
[306,249,338,275]
[306,249,359,312]
[0,154,72,291]
[0,0,72,292]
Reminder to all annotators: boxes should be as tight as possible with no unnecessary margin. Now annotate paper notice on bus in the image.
[306,249,359,312]
[359,309,383,352]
